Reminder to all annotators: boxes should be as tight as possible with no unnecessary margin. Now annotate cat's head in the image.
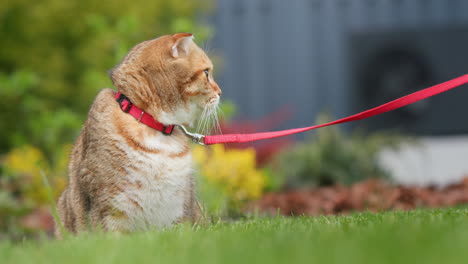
[110,33,222,127]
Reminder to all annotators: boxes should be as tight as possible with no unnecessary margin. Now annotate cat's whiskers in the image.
[196,102,221,136]
[213,104,222,135]
[205,104,215,135]
[196,105,209,135]
[202,105,210,135]
[196,107,207,133]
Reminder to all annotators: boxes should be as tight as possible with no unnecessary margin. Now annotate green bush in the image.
[271,114,414,188]
[0,0,213,156]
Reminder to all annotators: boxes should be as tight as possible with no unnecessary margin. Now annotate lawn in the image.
[1,208,467,264]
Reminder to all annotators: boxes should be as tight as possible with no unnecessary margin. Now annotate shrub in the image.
[0,144,69,238]
[219,106,294,167]
[271,114,413,188]
[0,0,213,156]
[193,144,266,216]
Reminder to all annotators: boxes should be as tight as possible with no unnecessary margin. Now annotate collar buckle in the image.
[162,125,175,135]
[116,93,133,113]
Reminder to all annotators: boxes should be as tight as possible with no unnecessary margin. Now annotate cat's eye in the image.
[203,69,210,79]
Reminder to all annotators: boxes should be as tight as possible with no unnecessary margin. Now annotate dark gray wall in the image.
[210,0,468,135]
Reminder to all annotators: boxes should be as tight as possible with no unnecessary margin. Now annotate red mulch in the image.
[20,206,55,233]
[250,178,468,216]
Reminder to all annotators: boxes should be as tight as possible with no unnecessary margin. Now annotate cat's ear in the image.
[171,33,194,58]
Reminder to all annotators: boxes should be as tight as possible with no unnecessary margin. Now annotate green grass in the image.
[1,208,468,264]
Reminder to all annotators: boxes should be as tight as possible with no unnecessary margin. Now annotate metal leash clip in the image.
[178,125,206,145]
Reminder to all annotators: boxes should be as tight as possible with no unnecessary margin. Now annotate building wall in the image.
[211,0,468,135]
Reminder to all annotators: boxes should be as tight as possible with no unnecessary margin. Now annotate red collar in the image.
[115,92,175,135]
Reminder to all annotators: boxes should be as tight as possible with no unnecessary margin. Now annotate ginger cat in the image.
[55,33,222,236]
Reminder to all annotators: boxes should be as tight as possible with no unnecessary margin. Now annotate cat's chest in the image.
[114,133,193,230]
[131,143,192,178]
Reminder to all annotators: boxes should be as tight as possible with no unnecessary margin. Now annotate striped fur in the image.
[55,33,222,236]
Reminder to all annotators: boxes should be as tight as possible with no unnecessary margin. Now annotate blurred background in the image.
[1,0,468,240]
[210,0,468,184]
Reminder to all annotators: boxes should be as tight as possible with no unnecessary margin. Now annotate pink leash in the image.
[199,74,468,145]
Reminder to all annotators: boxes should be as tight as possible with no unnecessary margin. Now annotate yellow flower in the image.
[4,145,46,178]
[193,144,265,206]
[2,144,69,205]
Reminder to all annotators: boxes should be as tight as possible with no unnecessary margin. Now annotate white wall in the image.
[379,136,468,187]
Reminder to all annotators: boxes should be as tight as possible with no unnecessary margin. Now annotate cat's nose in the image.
[211,82,222,96]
